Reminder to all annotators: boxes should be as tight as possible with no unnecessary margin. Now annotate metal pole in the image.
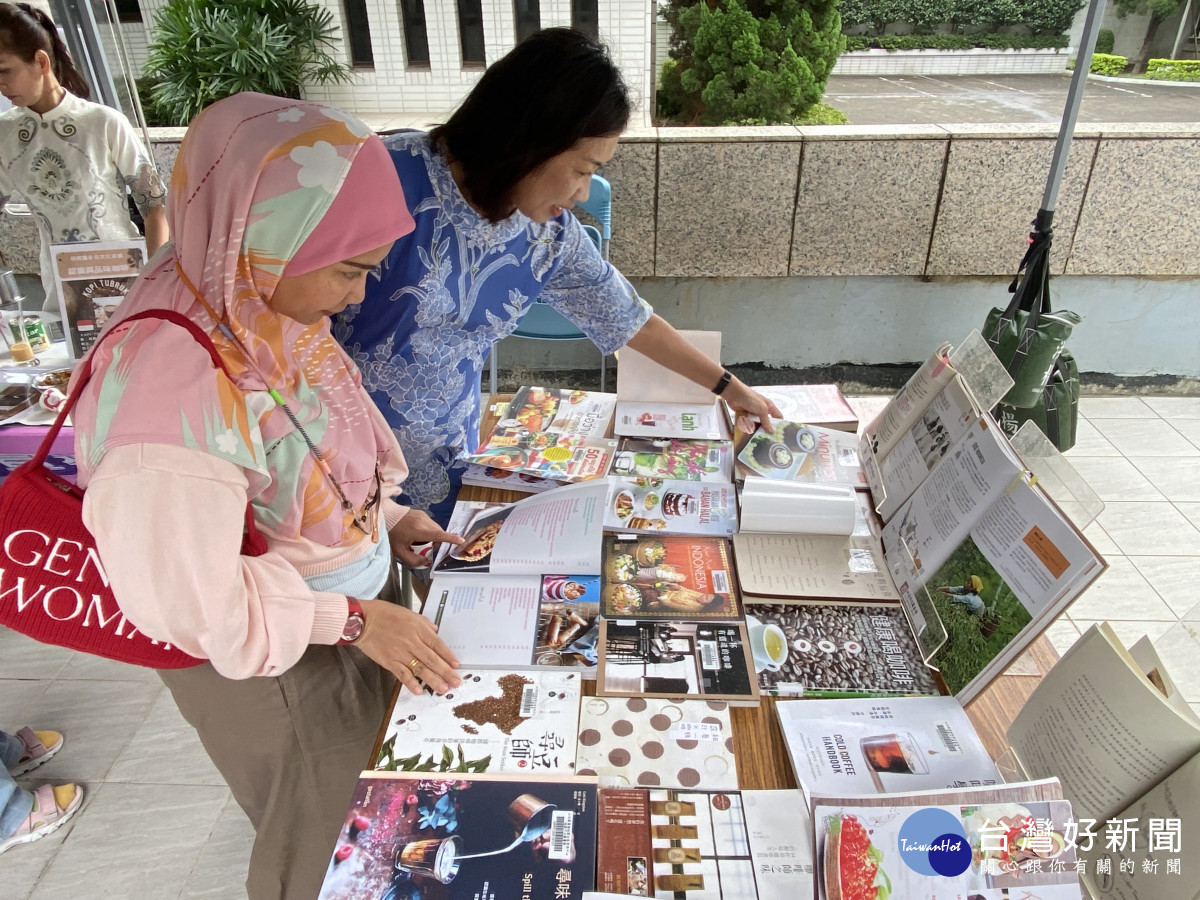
[1171,0,1195,60]
[1039,0,1108,225]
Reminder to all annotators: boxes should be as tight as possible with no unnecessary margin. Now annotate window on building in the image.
[398,0,431,68]
[114,0,142,24]
[571,0,598,41]
[342,0,374,68]
[457,0,486,67]
[513,0,540,44]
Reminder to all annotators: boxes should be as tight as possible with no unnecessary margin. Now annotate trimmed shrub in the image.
[1090,53,1128,75]
[1146,58,1200,80]
[1095,28,1115,54]
[843,33,1068,51]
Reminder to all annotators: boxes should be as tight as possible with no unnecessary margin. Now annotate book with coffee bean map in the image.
[775,695,1000,799]
[609,437,734,482]
[744,602,939,698]
[603,476,737,537]
[374,670,582,776]
[318,771,598,900]
[468,385,617,482]
[596,619,760,705]
[736,420,867,488]
[576,697,737,791]
[600,534,741,622]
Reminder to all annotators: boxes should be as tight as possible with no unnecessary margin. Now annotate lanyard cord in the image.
[173,262,378,536]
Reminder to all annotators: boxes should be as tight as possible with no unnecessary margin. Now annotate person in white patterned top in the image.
[0,3,167,312]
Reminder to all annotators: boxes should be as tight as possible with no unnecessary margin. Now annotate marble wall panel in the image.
[605,139,657,277]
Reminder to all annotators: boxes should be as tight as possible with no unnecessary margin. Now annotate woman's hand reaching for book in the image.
[357,600,462,694]
[724,378,782,434]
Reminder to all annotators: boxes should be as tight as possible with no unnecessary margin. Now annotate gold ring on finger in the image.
[408,657,421,672]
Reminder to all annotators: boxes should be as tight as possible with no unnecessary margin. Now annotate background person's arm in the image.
[142,204,168,256]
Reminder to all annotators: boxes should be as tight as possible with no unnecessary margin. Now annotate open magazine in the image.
[613,331,731,440]
[879,415,1105,703]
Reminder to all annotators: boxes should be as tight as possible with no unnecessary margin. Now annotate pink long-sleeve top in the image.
[80,419,410,680]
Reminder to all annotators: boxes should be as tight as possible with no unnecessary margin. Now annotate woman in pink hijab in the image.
[71,92,462,900]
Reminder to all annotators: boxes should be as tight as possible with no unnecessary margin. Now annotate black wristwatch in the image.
[338,597,366,645]
[712,369,733,396]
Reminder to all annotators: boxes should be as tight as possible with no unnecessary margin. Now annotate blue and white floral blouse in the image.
[334,132,652,523]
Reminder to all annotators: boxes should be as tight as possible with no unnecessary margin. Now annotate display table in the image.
[372,393,1059,789]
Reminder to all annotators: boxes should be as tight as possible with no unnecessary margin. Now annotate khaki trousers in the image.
[160,565,400,900]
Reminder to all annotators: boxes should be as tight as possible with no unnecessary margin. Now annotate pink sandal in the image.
[8,727,64,777]
[0,783,84,854]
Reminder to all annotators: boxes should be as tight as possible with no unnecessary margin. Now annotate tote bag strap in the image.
[26,310,265,550]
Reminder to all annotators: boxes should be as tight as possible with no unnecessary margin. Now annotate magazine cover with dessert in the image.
[600,534,740,621]
[374,670,582,776]
[469,386,617,481]
[603,476,737,537]
[736,420,867,488]
[318,772,598,900]
[596,619,759,704]
[609,437,734,482]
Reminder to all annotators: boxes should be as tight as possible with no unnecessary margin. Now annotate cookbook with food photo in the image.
[603,476,737,537]
[736,420,867,488]
[609,437,734,482]
[600,534,741,621]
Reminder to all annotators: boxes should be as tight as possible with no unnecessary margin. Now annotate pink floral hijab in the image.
[73,92,415,547]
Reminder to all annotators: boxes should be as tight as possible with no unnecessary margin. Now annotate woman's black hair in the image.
[0,2,92,100]
[430,27,630,222]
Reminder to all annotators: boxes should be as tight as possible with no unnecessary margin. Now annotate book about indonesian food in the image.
[743,601,939,698]
[776,695,1000,799]
[373,670,583,776]
[609,437,734,482]
[468,386,617,482]
[318,772,598,900]
[595,788,815,899]
[575,696,737,791]
[811,779,1078,900]
[596,618,760,705]
[735,420,867,489]
[599,533,741,622]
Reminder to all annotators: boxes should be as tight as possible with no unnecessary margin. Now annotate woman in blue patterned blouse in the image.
[335,28,779,525]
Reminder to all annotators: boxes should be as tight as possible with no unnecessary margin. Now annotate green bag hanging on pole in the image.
[983,229,1081,408]
[994,350,1080,453]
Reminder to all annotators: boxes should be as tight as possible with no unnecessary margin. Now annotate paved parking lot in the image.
[825,73,1200,124]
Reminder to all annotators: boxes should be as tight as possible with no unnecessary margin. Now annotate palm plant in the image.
[143,0,352,126]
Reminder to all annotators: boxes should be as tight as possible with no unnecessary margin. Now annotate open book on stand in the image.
[1004,622,1200,899]
[613,331,731,440]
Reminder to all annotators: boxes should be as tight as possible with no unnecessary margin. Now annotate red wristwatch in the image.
[338,597,366,645]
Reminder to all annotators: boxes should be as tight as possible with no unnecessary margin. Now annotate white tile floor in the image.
[2,393,1200,899]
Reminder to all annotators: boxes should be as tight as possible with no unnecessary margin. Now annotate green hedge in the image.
[1095,28,1114,55]
[838,0,1084,35]
[1147,58,1200,81]
[1090,52,1127,76]
[844,33,1068,51]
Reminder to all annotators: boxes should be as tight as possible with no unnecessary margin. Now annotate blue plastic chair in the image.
[488,174,612,394]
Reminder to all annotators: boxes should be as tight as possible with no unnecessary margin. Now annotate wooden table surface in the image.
[383,394,1060,790]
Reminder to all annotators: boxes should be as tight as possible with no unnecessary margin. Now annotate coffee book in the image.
[1005,623,1200,900]
[576,697,737,791]
[609,436,734,482]
[735,420,867,489]
[596,618,760,705]
[776,695,1000,799]
[318,772,598,900]
[811,779,1079,900]
[747,383,859,433]
[468,385,617,482]
[596,788,814,899]
[374,670,583,777]
[613,330,731,440]
[744,601,939,698]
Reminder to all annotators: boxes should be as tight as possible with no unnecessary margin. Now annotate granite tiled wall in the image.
[603,136,657,278]
[790,127,947,276]
[926,129,1097,277]
[655,134,802,278]
[1068,136,1200,277]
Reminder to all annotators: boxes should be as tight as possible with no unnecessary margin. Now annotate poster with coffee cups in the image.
[603,476,737,536]
[736,420,867,488]
[50,239,146,360]
[775,696,1000,797]
[319,772,598,900]
[744,602,939,697]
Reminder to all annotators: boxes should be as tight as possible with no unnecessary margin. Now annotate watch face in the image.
[342,613,365,643]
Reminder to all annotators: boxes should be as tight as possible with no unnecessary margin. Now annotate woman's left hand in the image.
[389,509,464,567]
[723,377,782,434]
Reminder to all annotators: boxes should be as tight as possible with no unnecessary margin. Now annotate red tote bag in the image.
[0,310,267,668]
